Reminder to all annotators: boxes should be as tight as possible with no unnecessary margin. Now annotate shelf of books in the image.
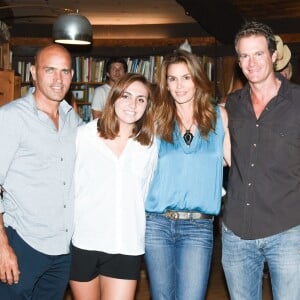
[15,53,215,91]
[69,55,164,121]
[72,55,163,84]
[14,53,216,119]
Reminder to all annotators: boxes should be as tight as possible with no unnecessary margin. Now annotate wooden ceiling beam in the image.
[10,37,216,48]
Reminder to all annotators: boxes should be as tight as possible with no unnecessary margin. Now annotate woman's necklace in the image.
[182,123,194,146]
[177,109,194,146]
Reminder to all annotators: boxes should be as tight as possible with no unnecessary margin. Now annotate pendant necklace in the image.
[182,124,194,146]
[178,110,194,146]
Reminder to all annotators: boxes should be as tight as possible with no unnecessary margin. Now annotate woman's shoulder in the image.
[77,119,98,135]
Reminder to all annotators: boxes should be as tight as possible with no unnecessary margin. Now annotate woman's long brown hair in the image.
[97,73,154,146]
[155,50,216,143]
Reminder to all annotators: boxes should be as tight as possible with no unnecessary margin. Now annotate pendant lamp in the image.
[53,12,93,45]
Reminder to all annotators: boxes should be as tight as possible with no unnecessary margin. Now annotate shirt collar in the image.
[239,72,291,106]
[26,92,72,115]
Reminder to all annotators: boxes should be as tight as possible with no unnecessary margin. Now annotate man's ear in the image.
[272,50,278,64]
[30,65,36,81]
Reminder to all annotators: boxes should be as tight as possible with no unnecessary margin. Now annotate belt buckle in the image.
[166,211,179,220]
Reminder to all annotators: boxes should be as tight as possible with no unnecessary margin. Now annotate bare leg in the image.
[69,277,100,300]
[99,275,137,300]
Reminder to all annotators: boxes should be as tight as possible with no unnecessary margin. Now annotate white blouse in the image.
[72,120,157,255]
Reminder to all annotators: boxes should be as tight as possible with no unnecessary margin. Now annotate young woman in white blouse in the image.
[69,73,157,300]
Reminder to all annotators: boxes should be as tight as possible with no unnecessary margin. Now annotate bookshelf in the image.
[13,54,165,120]
[66,55,164,120]
[0,70,21,106]
[14,53,217,119]
[0,36,21,106]
[0,42,12,70]
[11,36,231,118]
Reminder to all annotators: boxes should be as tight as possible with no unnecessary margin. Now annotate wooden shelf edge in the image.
[11,37,216,47]
[76,100,91,106]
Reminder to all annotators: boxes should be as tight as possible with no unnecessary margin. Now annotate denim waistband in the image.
[147,210,213,221]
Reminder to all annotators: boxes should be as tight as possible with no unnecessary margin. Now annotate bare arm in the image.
[219,105,231,167]
[0,214,20,285]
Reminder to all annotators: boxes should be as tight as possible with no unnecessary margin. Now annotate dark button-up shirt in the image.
[224,74,300,239]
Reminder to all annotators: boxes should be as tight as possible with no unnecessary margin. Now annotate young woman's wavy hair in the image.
[97,73,154,146]
[155,49,216,143]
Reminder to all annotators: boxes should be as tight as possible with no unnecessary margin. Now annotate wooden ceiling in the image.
[1,0,300,55]
[176,0,300,44]
[231,0,300,20]
[1,1,300,36]
[1,0,299,24]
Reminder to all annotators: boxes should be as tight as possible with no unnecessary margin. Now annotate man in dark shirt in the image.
[222,21,300,300]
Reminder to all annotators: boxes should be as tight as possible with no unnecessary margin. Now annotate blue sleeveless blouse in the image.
[145,106,224,215]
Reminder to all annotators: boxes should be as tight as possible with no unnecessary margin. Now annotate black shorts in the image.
[69,244,142,281]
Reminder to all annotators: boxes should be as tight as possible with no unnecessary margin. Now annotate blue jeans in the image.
[0,227,71,300]
[144,213,214,300]
[222,223,300,300]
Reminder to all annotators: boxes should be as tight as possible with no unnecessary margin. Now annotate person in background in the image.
[91,57,128,119]
[274,35,293,80]
[144,49,230,300]
[279,61,293,80]
[69,73,157,300]
[222,21,300,300]
[0,44,81,299]
[219,63,247,106]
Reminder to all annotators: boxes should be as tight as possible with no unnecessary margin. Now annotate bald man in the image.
[0,44,81,299]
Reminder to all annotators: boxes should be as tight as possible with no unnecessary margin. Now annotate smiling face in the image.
[108,62,126,84]
[30,45,73,103]
[166,62,196,105]
[114,80,149,129]
[237,35,277,85]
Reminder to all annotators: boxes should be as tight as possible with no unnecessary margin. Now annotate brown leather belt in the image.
[164,210,213,220]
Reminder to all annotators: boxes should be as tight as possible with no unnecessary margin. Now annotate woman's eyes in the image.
[167,75,191,81]
[167,77,176,82]
[137,97,146,103]
[183,75,191,80]
[121,94,146,104]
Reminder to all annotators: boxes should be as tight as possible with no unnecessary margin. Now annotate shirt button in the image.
[61,157,64,161]
[253,143,257,147]
[65,229,68,232]
[63,181,66,185]
[248,183,252,186]
[251,163,255,167]
[64,204,66,208]
[256,124,259,127]
[246,203,250,206]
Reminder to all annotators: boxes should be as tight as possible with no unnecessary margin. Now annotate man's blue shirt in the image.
[0,93,81,255]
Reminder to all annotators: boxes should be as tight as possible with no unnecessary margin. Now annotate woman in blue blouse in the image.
[144,50,231,300]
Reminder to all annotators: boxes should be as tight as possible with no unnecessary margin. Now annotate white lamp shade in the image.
[53,13,93,45]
